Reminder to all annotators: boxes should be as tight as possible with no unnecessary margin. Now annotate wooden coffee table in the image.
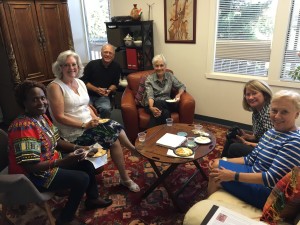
[135,123,216,212]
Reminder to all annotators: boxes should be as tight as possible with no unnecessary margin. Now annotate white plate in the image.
[87,148,107,158]
[166,99,177,103]
[198,131,210,137]
[99,118,110,124]
[174,147,194,157]
[192,129,210,136]
[194,136,211,144]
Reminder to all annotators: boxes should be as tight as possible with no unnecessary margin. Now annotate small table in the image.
[135,123,216,212]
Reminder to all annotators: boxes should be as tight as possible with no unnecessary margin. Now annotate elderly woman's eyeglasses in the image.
[62,63,77,68]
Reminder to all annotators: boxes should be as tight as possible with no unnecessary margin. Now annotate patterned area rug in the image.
[5,122,227,225]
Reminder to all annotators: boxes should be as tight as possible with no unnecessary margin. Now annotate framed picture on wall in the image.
[164,0,197,43]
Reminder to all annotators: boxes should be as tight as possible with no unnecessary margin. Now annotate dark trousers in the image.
[221,139,254,158]
[45,160,99,222]
[145,100,173,128]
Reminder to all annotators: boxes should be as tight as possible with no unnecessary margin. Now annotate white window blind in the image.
[280,0,300,81]
[214,0,277,76]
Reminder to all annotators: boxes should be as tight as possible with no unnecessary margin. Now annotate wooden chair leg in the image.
[43,202,56,225]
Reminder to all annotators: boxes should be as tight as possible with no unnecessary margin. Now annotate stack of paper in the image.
[156,133,186,148]
[202,205,267,225]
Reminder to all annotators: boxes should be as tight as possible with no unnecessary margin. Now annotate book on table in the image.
[156,133,186,148]
[201,205,267,225]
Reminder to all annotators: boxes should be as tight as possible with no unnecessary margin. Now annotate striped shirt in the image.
[244,128,300,188]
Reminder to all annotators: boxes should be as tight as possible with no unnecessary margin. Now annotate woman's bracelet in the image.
[234,172,240,182]
[81,122,86,130]
[53,159,58,168]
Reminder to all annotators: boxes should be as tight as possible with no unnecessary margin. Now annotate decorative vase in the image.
[130,4,140,21]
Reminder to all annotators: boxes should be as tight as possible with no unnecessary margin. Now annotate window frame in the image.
[206,0,299,89]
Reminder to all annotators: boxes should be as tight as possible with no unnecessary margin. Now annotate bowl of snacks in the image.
[134,40,142,47]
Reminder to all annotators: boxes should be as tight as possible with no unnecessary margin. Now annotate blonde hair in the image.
[271,90,300,110]
[242,80,272,111]
[52,50,84,79]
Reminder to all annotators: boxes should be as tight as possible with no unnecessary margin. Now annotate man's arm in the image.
[86,82,107,96]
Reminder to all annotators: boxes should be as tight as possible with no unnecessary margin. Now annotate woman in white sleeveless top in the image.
[47,50,140,193]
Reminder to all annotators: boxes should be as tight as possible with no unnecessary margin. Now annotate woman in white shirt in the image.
[47,50,140,193]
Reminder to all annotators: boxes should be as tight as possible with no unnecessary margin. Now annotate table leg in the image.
[142,159,208,213]
[193,160,208,180]
[174,160,208,197]
[142,160,185,211]
[142,160,179,198]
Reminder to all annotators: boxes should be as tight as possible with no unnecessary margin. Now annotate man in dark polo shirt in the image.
[81,43,121,118]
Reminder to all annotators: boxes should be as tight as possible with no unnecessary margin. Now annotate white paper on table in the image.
[167,149,195,158]
[85,143,108,169]
[156,133,186,148]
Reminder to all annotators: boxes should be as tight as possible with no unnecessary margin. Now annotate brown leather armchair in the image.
[121,70,196,143]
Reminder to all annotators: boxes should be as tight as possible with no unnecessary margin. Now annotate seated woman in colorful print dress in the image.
[8,80,112,225]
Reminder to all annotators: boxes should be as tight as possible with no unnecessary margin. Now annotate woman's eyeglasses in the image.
[62,63,77,68]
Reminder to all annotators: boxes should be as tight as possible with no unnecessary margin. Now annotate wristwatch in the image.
[222,157,228,161]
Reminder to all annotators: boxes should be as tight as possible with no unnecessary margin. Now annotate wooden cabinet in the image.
[0,0,73,124]
[0,0,73,84]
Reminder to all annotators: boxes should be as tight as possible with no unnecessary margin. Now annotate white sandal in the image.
[120,179,140,192]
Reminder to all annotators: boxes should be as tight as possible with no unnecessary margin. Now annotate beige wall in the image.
[69,0,300,126]
[110,0,300,126]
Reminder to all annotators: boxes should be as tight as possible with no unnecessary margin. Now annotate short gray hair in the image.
[271,90,300,110]
[101,43,116,54]
[52,50,84,79]
[152,54,167,67]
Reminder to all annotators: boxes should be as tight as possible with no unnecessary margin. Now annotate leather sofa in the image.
[121,70,195,143]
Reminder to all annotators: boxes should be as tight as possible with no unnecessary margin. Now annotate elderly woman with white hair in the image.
[47,50,140,193]
[144,54,186,127]
[208,90,300,209]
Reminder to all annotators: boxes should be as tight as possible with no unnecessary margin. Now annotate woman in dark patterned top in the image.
[144,54,186,127]
[221,80,273,158]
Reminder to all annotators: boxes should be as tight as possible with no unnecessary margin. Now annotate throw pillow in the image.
[134,75,147,106]
[260,166,300,225]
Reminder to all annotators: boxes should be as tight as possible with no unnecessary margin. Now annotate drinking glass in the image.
[74,148,85,155]
[166,118,173,126]
[194,124,203,133]
[138,132,146,142]
[186,137,195,147]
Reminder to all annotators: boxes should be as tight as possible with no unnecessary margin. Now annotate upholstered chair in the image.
[0,129,56,225]
[121,70,195,143]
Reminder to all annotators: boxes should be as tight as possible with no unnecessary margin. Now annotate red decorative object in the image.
[126,48,138,70]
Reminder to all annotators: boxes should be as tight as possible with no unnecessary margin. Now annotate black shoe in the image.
[85,198,112,210]
[55,218,87,225]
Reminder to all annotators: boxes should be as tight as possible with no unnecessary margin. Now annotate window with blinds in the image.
[214,0,278,76]
[280,0,300,81]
